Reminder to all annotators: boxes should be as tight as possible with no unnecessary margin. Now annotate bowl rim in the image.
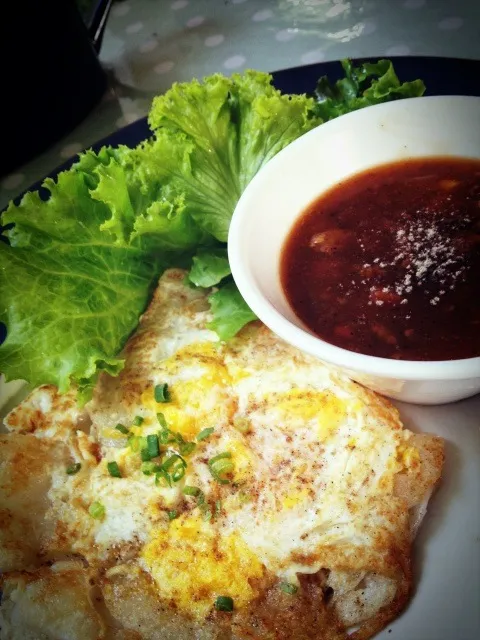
[228,95,480,382]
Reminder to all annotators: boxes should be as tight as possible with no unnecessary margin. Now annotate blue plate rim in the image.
[2,54,480,210]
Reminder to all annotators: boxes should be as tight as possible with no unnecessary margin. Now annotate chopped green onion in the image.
[183,485,201,497]
[195,492,211,520]
[66,462,81,475]
[141,461,156,475]
[168,510,178,521]
[209,452,232,465]
[208,452,234,485]
[155,469,172,487]
[140,448,152,462]
[162,453,184,471]
[147,434,160,458]
[158,428,171,445]
[107,461,122,478]
[215,596,234,612]
[182,487,211,519]
[115,423,129,435]
[132,415,144,426]
[65,462,82,476]
[211,460,234,484]
[128,435,140,452]
[173,431,185,444]
[89,501,105,519]
[172,465,186,482]
[154,383,170,403]
[201,505,212,521]
[156,413,167,429]
[197,427,215,442]
[179,441,196,456]
[129,435,148,453]
[233,417,250,434]
[279,582,298,595]
[162,453,187,482]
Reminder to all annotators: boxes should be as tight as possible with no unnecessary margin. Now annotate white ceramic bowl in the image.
[229,95,480,405]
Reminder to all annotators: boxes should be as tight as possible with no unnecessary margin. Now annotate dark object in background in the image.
[77,0,114,53]
[1,0,112,178]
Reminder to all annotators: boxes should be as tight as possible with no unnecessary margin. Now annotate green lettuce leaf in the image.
[146,70,322,241]
[188,248,231,288]
[89,147,212,254]
[0,147,214,392]
[207,280,257,342]
[0,166,162,392]
[0,61,427,393]
[314,59,425,121]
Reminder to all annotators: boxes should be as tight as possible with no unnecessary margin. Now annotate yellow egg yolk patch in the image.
[398,444,421,470]
[273,389,347,439]
[281,488,309,510]
[142,515,265,619]
[141,344,234,441]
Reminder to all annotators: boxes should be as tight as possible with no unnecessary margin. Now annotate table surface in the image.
[1,0,479,209]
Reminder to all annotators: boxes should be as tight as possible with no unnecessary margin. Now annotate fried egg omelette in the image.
[0,269,444,640]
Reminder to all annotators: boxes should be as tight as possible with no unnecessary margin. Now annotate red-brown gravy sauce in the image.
[281,157,480,361]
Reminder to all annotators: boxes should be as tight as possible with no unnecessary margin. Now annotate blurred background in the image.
[1,0,479,209]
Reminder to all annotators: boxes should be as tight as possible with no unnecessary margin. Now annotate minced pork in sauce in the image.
[281,157,480,361]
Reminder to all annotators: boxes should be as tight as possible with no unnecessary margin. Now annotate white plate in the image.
[0,381,478,638]
[382,395,480,640]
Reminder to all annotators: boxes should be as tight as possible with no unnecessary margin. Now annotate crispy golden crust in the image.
[0,563,105,640]
[4,385,88,439]
[0,434,69,572]
[100,566,226,640]
[0,269,444,640]
[394,433,444,508]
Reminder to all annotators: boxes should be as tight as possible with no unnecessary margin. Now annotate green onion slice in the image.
[129,435,148,453]
[156,413,167,429]
[183,485,201,497]
[179,441,196,456]
[147,434,160,458]
[89,501,105,519]
[201,505,212,521]
[279,582,298,595]
[162,453,184,471]
[155,469,172,487]
[172,466,186,482]
[132,415,144,426]
[66,462,81,475]
[158,428,171,445]
[233,417,250,434]
[208,452,234,485]
[215,596,234,612]
[115,423,129,435]
[128,435,140,452]
[140,448,152,462]
[209,452,232,464]
[154,383,170,403]
[107,461,122,478]
[168,510,178,521]
[197,427,214,442]
[141,461,156,475]
[196,491,211,519]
